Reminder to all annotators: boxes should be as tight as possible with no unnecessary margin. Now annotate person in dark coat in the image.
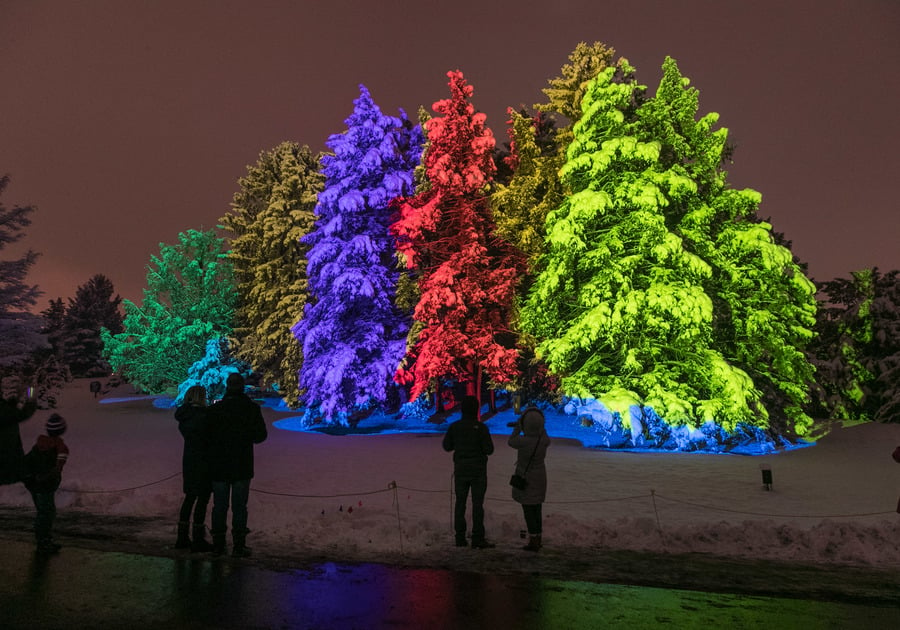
[0,378,37,485]
[442,395,495,549]
[174,385,213,552]
[206,373,267,557]
[508,407,551,551]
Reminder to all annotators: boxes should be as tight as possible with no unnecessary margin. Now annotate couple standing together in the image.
[175,372,267,557]
[442,395,550,551]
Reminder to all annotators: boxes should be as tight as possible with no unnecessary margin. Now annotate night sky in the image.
[2,0,898,311]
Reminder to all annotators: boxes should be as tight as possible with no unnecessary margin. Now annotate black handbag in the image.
[509,473,527,489]
[509,435,541,490]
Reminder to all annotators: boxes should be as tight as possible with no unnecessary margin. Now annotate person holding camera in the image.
[1,378,38,486]
[508,407,551,552]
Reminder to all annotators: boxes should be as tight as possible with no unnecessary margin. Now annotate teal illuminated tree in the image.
[391,71,523,408]
[522,57,817,437]
[220,142,323,407]
[294,86,423,422]
[175,337,249,404]
[102,229,236,393]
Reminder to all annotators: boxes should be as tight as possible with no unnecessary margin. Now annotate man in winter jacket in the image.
[206,373,267,557]
[442,395,495,548]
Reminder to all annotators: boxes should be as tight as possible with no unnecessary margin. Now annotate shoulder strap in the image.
[521,433,542,475]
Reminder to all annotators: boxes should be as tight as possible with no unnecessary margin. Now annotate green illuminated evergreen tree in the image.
[493,42,621,266]
[101,229,235,393]
[491,44,622,404]
[220,142,323,407]
[522,58,817,436]
[536,41,621,146]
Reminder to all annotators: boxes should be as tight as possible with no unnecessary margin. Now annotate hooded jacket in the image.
[508,408,551,504]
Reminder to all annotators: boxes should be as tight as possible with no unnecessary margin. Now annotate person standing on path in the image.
[22,413,69,554]
[508,407,551,552]
[174,385,213,552]
[1,378,37,485]
[206,373,267,557]
[442,395,495,549]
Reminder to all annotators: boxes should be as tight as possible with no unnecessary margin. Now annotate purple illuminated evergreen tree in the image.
[293,86,423,423]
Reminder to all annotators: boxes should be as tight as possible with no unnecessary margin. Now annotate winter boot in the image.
[232,530,252,558]
[523,535,542,552]
[211,532,226,556]
[191,524,214,552]
[175,521,191,549]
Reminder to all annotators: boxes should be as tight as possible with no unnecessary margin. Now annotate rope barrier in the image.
[652,492,898,519]
[59,471,183,494]
[49,472,899,520]
[251,486,393,499]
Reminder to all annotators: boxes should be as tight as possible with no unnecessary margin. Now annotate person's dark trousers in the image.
[454,473,487,541]
[211,479,251,537]
[179,491,211,524]
[522,503,542,535]
[30,491,56,544]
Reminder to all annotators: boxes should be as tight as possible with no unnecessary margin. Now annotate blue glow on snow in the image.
[99,395,163,404]
[105,392,813,455]
[272,400,814,455]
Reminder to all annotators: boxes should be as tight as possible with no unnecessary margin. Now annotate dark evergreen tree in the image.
[812,268,900,423]
[40,298,67,358]
[220,142,323,407]
[0,175,45,376]
[62,274,123,376]
[293,86,423,423]
[101,229,236,393]
[0,175,40,315]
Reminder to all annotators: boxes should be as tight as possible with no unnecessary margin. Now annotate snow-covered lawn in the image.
[2,379,899,572]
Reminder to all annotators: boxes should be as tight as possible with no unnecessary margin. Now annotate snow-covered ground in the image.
[2,379,899,571]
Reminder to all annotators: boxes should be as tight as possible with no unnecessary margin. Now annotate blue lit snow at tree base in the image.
[102,389,811,454]
[270,397,813,455]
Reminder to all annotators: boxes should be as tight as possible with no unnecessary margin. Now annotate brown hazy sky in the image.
[2,0,898,311]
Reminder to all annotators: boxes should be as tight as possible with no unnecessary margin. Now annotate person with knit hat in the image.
[22,413,69,554]
[508,407,551,552]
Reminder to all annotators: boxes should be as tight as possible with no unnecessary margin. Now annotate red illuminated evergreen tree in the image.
[391,71,523,411]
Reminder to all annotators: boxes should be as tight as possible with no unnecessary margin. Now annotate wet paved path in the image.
[1,539,898,629]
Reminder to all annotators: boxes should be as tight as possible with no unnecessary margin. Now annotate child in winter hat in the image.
[46,413,67,436]
[24,413,69,554]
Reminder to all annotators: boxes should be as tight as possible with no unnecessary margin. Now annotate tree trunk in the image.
[434,381,444,413]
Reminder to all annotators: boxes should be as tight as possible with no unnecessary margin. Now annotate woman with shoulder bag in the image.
[508,407,551,551]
